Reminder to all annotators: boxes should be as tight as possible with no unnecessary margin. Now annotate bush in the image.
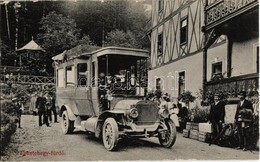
[1,101,20,117]
[189,106,210,123]
[0,100,19,153]
[0,122,17,151]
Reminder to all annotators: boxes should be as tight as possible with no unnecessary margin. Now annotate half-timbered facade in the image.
[148,0,259,104]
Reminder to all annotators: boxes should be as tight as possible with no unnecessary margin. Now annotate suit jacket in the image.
[36,97,47,111]
[234,99,253,121]
[209,100,226,123]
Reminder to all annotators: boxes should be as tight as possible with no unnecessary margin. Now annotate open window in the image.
[97,55,146,96]
[66,66,75,87]
[178,71,185,96]
[180,17,188,45]
[211,62,223,81]
[77,63,88,86]
[158,33,163,57]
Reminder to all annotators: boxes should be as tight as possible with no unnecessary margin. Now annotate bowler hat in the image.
[238,91,247,97]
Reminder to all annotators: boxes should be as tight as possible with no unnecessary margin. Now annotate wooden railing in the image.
[1,75,55,85]
[205,73,259,98]
[205,0,258,30]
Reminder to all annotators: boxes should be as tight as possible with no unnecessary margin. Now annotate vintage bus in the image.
[52,46,178,151]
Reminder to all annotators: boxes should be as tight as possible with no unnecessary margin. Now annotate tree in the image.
[36,11,94,74]
[59,0,151,49]
[37,11,81,56]
[104,29,138,48]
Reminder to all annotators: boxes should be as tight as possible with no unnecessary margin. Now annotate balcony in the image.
[205,0,258,31]
[205,73,259,99]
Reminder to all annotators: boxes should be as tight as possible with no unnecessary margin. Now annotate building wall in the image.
[232,37,259,77]
[150,0,204,68]
[148,52,203,99]
[207,42,228,81]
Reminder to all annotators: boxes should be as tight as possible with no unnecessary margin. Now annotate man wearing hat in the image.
[234,91,253,151]
[209,93,226,141]
[36,91,50,127]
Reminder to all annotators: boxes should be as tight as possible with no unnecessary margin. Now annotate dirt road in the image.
[2,115,259,161]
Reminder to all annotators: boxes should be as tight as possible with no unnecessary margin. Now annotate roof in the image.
[16,39,45,52]
[52,50,67,61]
[52,46,149,61]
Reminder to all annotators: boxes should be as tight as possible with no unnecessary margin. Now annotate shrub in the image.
[179,91,196,104]
[189,106,210,123]
[0,100,19,153]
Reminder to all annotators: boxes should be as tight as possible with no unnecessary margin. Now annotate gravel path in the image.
[1,115,259,161]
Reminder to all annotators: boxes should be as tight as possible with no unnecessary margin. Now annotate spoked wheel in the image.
[102,118,119,151]
[61,110,74,134]
[158,119,177,148]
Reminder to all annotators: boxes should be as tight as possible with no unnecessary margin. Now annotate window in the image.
[257,46,259,73]
[158,0,164,12]
[158,33,163,57]
[156,78,161,90]
[77,63,88,86]
[211,62,223,80]
[178,72,185,96]
[57,68,64,88]
[66,66,75,87]
[212,62,222,75]
[92,62,96,87]
[180,17,188,45]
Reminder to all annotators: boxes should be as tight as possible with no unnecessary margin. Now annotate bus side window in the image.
[77,63,88,86]
[57,68,64,88]
[66,66,75,87]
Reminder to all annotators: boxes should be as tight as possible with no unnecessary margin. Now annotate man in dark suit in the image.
[234,91,253,151]
[36,91,50,127]
[209,93,226,139]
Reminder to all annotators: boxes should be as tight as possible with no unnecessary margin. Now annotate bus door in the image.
[75,60,96,116]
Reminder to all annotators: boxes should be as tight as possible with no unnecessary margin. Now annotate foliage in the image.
[37,11,83,56]
[178,91,196,104]
[36,11,95,74]
[199,89,229,106]
[60,0,150,48]
[0,100,19,152]
[189,106,210,123]
[104,30,138,48]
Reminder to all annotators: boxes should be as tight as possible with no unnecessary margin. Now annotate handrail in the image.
[1,75,55,85]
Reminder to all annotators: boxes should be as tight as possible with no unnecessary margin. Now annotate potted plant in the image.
[178,91,196,109]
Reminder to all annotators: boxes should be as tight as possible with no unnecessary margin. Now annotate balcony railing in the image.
[205,73,258,98]
[1,75,55,85]
[205,0,258,30]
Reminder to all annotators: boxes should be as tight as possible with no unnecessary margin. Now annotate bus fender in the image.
[170,114,179,127]
[60,105,77,121]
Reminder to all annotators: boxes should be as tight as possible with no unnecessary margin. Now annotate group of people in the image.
[147,89,255,151]
[147,91,189,130]
[209,91,254,151]
[30,91,58,127]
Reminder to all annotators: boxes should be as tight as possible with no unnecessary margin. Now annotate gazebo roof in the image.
[16,39,45,52]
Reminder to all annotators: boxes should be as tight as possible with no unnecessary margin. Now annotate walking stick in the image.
[209,124,230,146]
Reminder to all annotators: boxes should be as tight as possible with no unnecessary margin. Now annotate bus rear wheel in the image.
[61,110,74,134]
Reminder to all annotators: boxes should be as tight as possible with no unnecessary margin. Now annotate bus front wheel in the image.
[61,110,74,134]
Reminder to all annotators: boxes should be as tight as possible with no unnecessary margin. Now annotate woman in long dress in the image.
[30,92,38,115]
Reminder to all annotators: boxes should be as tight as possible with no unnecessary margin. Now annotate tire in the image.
[102,118,119,151]
[158,119,177,148]
[61,110,74,134]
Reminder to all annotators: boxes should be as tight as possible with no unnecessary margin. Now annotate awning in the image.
[16,39,45,52]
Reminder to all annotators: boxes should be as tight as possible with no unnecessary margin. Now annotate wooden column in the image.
[202,0,208,100]
[227,36,233,78]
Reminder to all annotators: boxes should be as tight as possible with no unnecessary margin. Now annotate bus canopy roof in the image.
[52,46,148,61]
